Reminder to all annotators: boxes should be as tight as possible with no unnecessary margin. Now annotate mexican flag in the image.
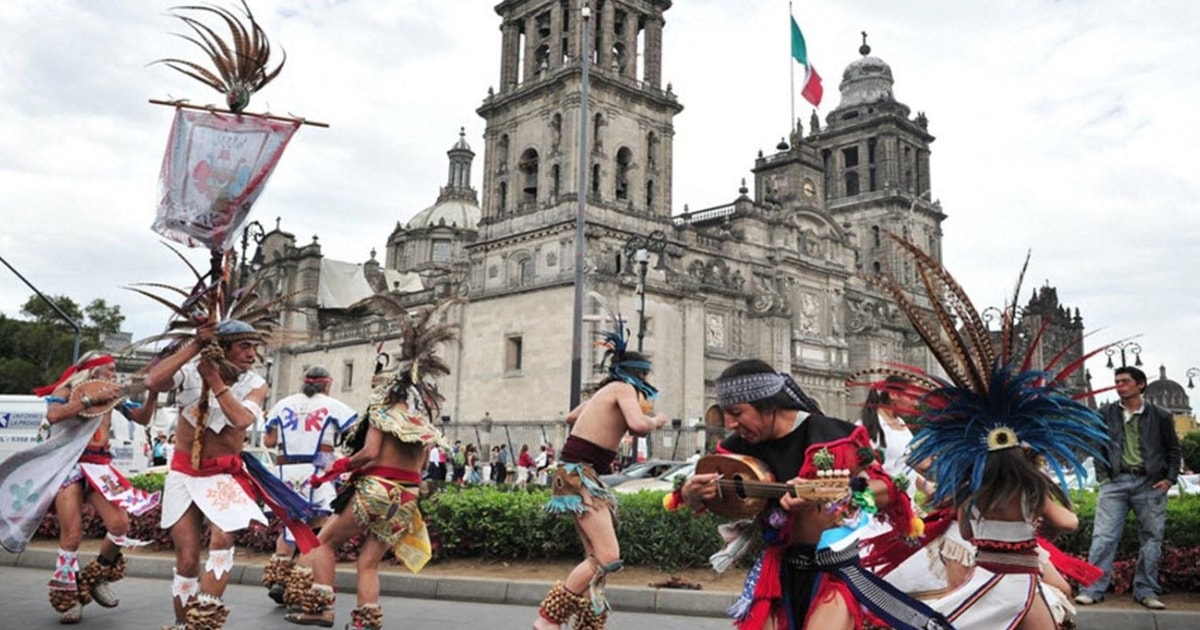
[791,16,823,107]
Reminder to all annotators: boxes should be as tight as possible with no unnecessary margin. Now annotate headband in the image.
[34,355,115,397]
[715,371,822,414]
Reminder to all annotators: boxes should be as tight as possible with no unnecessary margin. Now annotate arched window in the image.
[519,148,539,204]
[551,164,561,199]
[645,179,655,208]
[615,147,633,201]
[591,163,601,197]
[871,225,880,247]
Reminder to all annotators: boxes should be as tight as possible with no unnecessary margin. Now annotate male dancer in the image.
[534,328,668,630]
[260,365,357,605]
[37,352,161,624]
[284,300,456,630]
[146,319,318,629]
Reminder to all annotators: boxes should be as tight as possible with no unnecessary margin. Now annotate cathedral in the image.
[249,0,1086,428]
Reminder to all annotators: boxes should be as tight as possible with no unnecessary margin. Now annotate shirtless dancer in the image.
[534,335,668,630]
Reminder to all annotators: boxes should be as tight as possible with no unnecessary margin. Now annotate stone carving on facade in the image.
[488,264,498,279]
[846,295,879,332]
[705,313,725,349]
[546,251,557,267]
[751,274,787,315]
[797,292,820,335]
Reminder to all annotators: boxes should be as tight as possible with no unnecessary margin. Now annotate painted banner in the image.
[153,109,299,251]
[0,415,102,552]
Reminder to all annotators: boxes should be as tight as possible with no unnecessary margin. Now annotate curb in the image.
[0,547,736,618]
[2,547,1194,629]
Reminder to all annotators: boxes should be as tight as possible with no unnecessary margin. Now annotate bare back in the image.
[567,381,665,452]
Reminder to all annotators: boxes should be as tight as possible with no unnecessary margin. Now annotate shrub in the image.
[128,472,166,494]
[1181,431,1200,474]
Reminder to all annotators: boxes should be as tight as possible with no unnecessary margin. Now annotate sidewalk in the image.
[2,544,1194,630]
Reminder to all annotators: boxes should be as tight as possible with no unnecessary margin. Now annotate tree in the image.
[21,294,83,329]
[84,298,125,335]
[1182,431,1200,475]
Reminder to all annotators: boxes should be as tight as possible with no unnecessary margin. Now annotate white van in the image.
[0,394,47,464]
[0,394,152,476]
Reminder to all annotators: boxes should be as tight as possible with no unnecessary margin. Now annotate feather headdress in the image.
[343,296,462,449]
[155,1,285,113]
[588,291,657,400]
[864,235,1109,507]
[126,244,290,369]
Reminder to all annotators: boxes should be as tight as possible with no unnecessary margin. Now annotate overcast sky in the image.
[1,0,1197,409]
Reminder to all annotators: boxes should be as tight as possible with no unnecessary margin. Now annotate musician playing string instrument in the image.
[675,359,948,630]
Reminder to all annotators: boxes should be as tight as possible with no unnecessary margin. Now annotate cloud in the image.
[1,0,1196,410]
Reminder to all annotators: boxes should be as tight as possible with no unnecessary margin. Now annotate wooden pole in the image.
[149,98,330,128]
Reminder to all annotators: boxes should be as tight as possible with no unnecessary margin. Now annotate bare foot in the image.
[532,614,560,630]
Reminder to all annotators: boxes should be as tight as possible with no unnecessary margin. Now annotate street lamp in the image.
[568,1,593,412]
[238,220,266,289]
[623,230,668,353]
[1186,367,1199,389]
[1105,341,1143,369]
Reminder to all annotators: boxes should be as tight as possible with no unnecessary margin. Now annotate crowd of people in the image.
[0,245,1186,630]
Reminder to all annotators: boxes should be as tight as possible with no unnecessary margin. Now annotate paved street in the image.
[0,566,731,629]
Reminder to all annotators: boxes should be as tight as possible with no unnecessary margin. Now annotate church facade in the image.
[250,0,1085,427]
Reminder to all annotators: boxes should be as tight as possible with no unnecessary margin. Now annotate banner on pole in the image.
[153,109,299,251]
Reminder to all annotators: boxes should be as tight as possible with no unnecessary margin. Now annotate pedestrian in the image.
[283,299,454,630]
[1075,365,1181,610]
[426,443,446,482]
[152,431,168,467]
[464,444,482,484]
[676,359,940,630]
[260,365,357,605]
[533,326,668,630]
[517,444,535,485]
[145,319,320,630]
[534,444,550,485]
[451,440,466,483]
[4,352,161,624]
[495,443,510,484]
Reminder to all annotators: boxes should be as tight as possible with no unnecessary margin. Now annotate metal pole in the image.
[636,255,647,352]
[0,253,83,363]
[569,1,592,411]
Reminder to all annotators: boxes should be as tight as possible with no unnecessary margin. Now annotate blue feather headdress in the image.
[590,292,658,400]
[866,236,1109,506]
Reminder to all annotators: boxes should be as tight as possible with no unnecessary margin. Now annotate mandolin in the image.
[695,453,851,519]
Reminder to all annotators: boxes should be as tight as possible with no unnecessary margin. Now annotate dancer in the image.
[34,352,161,624]
[284,299,457,630]
[861,236,1108,629]
[145,319,319,630]
[533,322,668,630]
[676,359,944,630]
[261,365,357,605]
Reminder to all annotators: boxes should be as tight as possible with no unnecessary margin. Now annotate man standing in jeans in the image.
[1076,366,1181,610]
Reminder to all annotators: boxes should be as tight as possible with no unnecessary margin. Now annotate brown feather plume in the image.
[155,1,285,113]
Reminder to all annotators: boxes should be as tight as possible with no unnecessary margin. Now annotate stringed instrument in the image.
[695,453,852,519]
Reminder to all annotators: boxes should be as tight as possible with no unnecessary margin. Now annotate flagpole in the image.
[789,2,795,137]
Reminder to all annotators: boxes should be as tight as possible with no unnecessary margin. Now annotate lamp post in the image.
[624,230,668,353]
[1186,367,1199,389]
[238,219,266,289]
[1105,341,1143,369]
[568,1,593,411]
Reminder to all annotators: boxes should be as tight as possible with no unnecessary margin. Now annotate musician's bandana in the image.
[715,371,822,415]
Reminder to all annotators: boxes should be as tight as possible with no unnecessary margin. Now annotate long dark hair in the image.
[859,374,910,449]
[971,446,1070,518]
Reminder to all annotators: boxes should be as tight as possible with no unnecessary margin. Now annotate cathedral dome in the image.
[837,53,896,108]
[1145,370,1191,415]
[406,198,481,231]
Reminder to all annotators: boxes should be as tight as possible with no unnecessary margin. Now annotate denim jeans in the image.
[1080,473,1167,601]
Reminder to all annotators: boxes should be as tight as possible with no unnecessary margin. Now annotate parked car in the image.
[614,462,696,494]
[599,459,686,488]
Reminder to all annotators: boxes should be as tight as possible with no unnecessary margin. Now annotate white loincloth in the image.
[160,469,267,532]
